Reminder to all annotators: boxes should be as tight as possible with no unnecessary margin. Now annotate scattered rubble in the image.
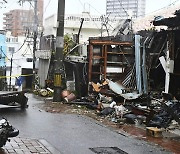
[36,9,180,151]
[33,87,53,97]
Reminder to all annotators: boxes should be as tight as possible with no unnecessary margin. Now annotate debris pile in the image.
[60,78,180,138]
[40,9,180,139]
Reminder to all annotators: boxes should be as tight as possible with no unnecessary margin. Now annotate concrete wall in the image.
[37,59,50,87]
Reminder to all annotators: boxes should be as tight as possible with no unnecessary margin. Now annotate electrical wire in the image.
[16,0,40,34]
[29,0,40,29]
[0,0,15,9]
[103,0,133,35]
[28,1,34,8]
[44,0,52,14]
[87,13,101,31]
[21,43,30,56]
[117,0,129,18]
[88,13,120,37]
[77,0,102,15]
[0,47,21,67]
[87,3,102,15]
[78,0,84,7]
[138,0,180,18]
[27,42,33,56]
[0,0,7,5]
[106,10,130,34]
[106,17,121,33]
[27,2,34,30]
[100,15,110,36]
[13,31,29,54]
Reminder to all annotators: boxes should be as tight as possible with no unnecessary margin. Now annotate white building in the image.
[44,12,123,43]
[106,0,146,18]
[41,12,129,89]
[6,32,34,90]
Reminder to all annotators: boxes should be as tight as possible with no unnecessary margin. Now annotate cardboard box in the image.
[146,127,163,137]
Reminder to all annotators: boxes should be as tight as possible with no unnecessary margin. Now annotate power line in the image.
[77,0,104,15]
[21,42,32,56]
[87,13,101,30]
[117,0,129,18]
[28,0,34,8]
[138,0,180,18]
[27,42,33,56]
[87,3,102,15]
[14,30,29,54]
[78,0,84,7]
[0,46,21,67]
[44,0,52,14]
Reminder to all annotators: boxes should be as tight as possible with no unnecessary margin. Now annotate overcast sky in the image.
[44,0,179,16]
[0,0,179,29]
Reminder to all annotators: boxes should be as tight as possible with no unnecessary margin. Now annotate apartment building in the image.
[106,0,146,18]
[3,0,44,37]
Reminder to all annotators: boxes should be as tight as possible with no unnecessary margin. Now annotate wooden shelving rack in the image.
[88,38,134,84]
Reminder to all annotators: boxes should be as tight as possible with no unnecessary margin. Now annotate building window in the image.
[8,47,15,54]
[26,58,33,62]
[6,38,10,42]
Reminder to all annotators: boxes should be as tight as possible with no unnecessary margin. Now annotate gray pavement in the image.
[0,93,171,154]
[1,137,59,154]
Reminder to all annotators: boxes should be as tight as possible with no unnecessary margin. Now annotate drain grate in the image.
[89,147,128,154]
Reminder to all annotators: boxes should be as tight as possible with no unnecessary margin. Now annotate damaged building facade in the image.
[84,10,180,129]
[37,9,180,132]
[88,9,180,99]
[150,10,180,98]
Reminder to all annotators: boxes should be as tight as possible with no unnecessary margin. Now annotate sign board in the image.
[36,50,51,59]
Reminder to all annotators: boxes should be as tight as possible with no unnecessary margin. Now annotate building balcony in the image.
[3,17,10,20]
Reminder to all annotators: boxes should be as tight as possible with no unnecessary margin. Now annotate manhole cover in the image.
[89,147,128,154]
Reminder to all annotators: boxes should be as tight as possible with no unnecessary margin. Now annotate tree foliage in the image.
[63,33,76,56]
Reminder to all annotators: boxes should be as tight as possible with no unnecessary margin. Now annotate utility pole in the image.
[18,0,38,89]
[33,0,38,88]
[53,0,65,102]
[9,55,13,91]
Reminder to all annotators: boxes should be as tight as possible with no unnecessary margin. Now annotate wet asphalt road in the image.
[0,93,171,154]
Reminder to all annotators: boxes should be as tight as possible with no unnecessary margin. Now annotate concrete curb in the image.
[38,139,62,154]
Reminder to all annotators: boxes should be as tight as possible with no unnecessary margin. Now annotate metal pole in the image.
[142,37,149,94]
[32,0,38,89]
[135,35,142,94]
[9,56,13,91]
[77,18,84,44]
[53,0,65,102]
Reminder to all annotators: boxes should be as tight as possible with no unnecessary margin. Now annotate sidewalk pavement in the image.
[0,137,60,154]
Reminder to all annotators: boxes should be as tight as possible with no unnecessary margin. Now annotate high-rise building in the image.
[106,0,146,18]
[3,0,44,36]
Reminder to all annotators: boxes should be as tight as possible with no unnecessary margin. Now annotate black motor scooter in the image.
[0,118,19,147]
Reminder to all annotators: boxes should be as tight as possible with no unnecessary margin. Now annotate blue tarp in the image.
[15,76,24,86]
